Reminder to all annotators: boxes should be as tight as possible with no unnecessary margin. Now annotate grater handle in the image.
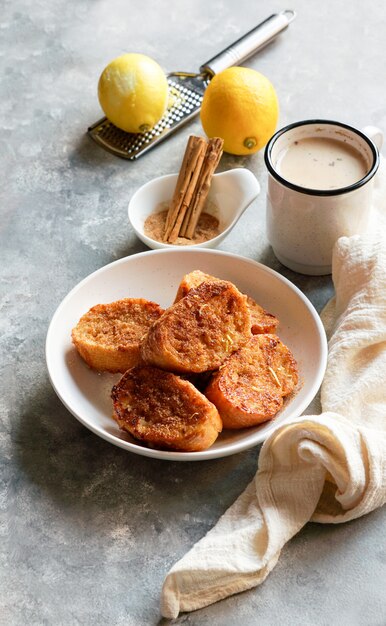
[199,10,296,76]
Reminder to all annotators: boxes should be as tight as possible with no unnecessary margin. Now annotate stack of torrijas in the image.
[164,135,224,243]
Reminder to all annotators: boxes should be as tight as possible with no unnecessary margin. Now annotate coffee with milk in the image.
[275,136,369,190]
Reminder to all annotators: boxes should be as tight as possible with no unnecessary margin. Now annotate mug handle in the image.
[362,125,383,151]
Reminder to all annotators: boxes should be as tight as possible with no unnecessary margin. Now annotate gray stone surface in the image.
[1,1,385,624]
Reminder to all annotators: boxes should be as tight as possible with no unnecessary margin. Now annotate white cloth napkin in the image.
[160,160,386,619]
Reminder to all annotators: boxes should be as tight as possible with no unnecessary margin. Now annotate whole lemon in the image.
[200,67,279,155]
[98,53,168,133]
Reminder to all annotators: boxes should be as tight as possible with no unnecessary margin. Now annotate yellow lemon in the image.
[200,67,279,155]
[98,53,168,133]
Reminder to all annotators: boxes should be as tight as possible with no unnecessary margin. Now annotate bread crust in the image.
[141,280,251,373]
[174,270,279,335]
[71,298,164,373]
[246,296,279,335]
[205,334,298,429]
[111,365,222,451]
[173,269,214,303]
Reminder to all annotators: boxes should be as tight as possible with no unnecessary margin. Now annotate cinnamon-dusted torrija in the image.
[71,297,164,373]
[71,271,298,452]
[141,279,251,373]
[111,365,222,452]
[205,334,298,428]
[174,269,279,335]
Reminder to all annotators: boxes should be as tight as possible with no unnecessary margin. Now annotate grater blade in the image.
[87,72,209,161]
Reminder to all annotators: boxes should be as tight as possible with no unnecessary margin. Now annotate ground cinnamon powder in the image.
[144,202,220,245]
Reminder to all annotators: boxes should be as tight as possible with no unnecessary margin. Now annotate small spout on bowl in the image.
[209,168,260,232]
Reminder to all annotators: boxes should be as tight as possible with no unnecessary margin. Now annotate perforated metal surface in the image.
[88,74,209,160]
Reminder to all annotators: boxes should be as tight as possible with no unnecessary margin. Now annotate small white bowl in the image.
[128,168,260,249]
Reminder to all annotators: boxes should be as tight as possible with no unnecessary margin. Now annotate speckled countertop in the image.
[1,1,386,624]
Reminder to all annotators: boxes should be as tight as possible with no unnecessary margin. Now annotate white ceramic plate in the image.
[46,249,327,461]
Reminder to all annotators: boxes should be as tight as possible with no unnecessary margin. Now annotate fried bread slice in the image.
[173,269,214,302]
[205,334,298,429]
[174,269,279,335]
[141,280,251,373]
[72,298,164,373]
[246,296,279,335]
[111,365,222,451]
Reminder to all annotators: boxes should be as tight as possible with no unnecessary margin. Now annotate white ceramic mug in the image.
[264,120,382,275]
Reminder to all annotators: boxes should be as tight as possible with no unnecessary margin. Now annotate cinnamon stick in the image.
[180,137,224,238]
[163,136,207,242]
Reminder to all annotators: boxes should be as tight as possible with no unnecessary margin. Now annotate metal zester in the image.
[87,10,296,160]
